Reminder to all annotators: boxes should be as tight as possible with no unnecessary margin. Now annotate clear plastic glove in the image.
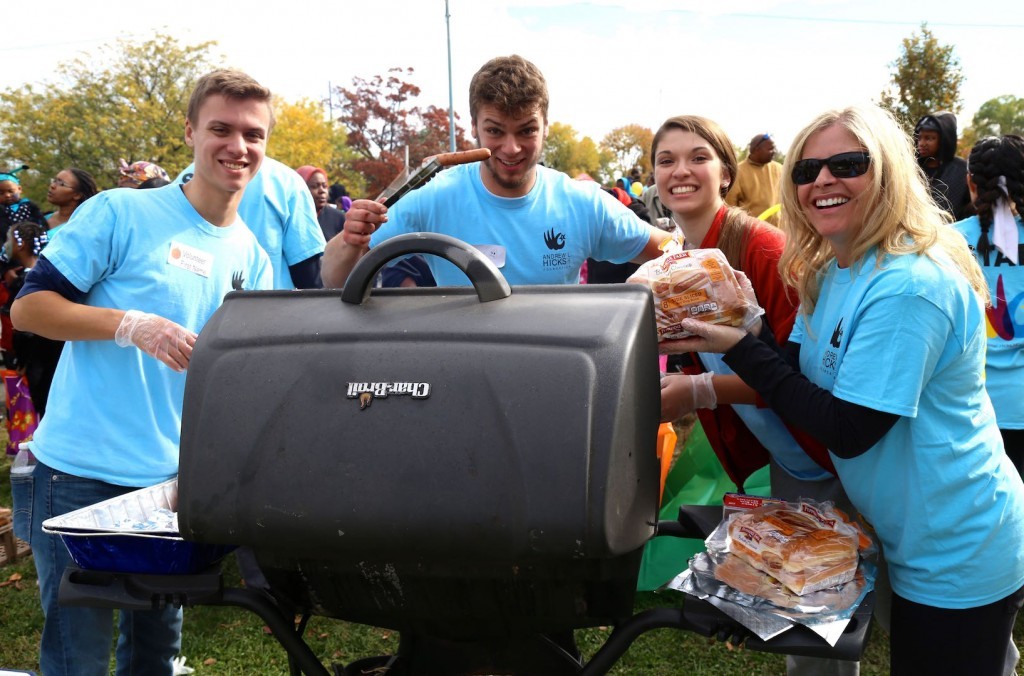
[660,318,748,355]
[733,270,763,333]
[660,372,717,422]
[115,310,197,372]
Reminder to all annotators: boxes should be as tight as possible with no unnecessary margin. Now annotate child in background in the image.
[2,221,62,417]
[1,166,48,239]
[955,134,1024,478]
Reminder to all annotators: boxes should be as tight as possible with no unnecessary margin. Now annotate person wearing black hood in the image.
[914,111,972,220]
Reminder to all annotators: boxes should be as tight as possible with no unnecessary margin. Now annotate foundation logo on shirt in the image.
[543,228,566,250]
[830,318,844,348]
[231,271,245,291]
[541,228,571,271]
[820,317,844,375]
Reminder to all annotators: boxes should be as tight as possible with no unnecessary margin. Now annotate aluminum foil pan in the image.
[42,478,234,574]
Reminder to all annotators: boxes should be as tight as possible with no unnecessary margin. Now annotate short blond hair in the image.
[187,69,274,131]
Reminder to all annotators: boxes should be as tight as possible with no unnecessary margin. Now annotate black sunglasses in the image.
[791,152,870,185]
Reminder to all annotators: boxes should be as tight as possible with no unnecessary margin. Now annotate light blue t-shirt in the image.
[954,214,1024,428]
[175,157,325,289]
[30,184,273,486]
[369,163,650,286]
[790,248,1024,608]
[698,351,832,482]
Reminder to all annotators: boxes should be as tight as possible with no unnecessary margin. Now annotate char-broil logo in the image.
[543,228,566,250]
[347,381,431,410]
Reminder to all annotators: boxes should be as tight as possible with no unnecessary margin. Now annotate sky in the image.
[5,0,1023,165]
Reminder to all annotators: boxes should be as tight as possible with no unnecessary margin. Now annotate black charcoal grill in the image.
[58,234,875,675]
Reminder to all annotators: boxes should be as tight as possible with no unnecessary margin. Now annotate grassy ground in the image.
[7,421,1019,673]
[0,447,894,675]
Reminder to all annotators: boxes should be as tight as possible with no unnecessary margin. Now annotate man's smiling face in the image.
[473,104,547,198]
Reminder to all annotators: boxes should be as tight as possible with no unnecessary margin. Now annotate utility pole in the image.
[445,0,456,151]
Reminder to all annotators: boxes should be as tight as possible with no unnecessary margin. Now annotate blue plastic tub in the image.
[42,479,235,575]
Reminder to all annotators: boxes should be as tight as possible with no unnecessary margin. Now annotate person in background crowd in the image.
[667,104,1024,675]
[138,177,171,190]
[1,221,61,416]
[322,54,670,289]
[12,68,275,676]
[641,171,672,224]
[655,114,853,676]
[174,155,326,289]
[585,182,652,284]
[45,168,98,235]
[1,168,48,364]
[954,134,1024,479]
[296,165,345,242]
[329,182,350,212]
[1,165,48,238]
[914,111,972,221]
[725,132,783,225]
[117,159,170,189]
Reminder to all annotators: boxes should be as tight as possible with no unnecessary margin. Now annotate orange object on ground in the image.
[656,422,677,503]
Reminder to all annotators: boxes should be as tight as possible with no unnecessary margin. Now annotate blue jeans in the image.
[27,461,182,676]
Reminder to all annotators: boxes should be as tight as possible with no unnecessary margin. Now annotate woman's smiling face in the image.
[653,129,729,223]
[796,124,873,266]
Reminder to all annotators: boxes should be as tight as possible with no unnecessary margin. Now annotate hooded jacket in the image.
[914,112,972,220]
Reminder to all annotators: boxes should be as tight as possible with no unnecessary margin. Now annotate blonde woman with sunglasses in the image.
[663,104,1024,675]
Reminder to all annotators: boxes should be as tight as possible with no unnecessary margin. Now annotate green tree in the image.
[0,33,220,203]
[877,23,964,132]
[269,97,367,197]
[543,122,608,180]
[601,124,654,183]
[960,95,1024,154]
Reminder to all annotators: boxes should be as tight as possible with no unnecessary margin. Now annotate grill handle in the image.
[342,232,512,304]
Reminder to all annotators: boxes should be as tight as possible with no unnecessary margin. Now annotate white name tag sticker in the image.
[167,241,214,278]
[474,244,506,268]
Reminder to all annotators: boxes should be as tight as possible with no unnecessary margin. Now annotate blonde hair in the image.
[778,104,988,315]
[187,69,274,131]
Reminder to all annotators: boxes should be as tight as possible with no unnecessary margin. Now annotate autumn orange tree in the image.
[877,23,964,133]
[333,68,473,197]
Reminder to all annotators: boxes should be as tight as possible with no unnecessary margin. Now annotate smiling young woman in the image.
[662,104,1024,676]
[655,115,857,676]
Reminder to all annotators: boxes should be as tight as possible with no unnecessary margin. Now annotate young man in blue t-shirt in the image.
[11,69,275,676]
[321,55,671,289]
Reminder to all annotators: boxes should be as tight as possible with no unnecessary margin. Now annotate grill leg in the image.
[213,589,331,676]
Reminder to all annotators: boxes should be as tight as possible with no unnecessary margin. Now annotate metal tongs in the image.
[375,148,491,207]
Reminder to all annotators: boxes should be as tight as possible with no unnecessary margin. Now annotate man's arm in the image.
[12,260,197,372]
[12,290,124,341]
[321,198,389,288]
[288,255,323,289]
[631,226,673,263]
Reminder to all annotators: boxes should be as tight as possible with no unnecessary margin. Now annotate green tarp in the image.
[637,422,772,591]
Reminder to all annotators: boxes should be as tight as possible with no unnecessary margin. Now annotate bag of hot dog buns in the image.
[626,238,763,340]
[725,500,867,596]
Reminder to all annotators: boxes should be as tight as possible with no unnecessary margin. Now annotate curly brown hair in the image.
[468,55,548,124]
